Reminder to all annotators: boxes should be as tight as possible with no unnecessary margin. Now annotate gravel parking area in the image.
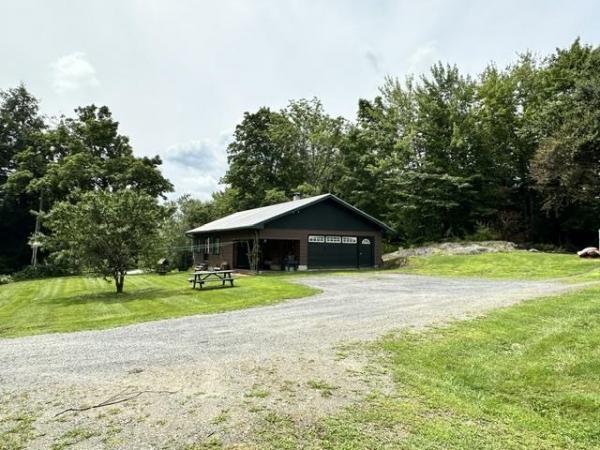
[0,274,569,448]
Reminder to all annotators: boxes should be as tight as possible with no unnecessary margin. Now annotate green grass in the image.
[0,412,35,450]
[306,380,339,397]
[257,286,600,449]
[397,251,600,282]
[0,272,318,338]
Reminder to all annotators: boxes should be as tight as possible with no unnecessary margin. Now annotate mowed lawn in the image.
[397,250,600,282]
[0,272,318,338]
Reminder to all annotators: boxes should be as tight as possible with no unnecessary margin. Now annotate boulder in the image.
[577,247,600,258]
[382,240,518,267]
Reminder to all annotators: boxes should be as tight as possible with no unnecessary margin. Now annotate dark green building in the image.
[186,194,393,270]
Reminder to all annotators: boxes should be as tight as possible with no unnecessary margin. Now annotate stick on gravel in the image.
[54,388,180,417]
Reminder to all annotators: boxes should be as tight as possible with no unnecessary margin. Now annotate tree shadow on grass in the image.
[50,285,237,307]
[50,287,190,306]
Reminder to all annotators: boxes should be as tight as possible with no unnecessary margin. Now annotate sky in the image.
[1,0,599,200]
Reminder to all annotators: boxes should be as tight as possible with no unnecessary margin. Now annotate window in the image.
[325,235,341,243]
[212,237,220,255]
[308,235,325,243]
[342,236,357,244]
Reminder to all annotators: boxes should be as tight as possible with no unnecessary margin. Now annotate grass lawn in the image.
[397,251,600,282]
[0,272,318,338]
[258,285,600,449]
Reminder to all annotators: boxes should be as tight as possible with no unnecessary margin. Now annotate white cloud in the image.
[161,133,231,200]
[51,52,99,94]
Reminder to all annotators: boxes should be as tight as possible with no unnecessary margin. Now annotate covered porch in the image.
[233,238,300,271]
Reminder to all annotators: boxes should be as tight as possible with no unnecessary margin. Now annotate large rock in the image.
[382,240,518,268]
[577,247,600,258]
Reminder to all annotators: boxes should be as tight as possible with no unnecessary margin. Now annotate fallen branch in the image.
[54,388,179,417]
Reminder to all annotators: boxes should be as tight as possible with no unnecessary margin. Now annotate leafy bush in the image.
[12,264,74,281]
[0,274,13,284]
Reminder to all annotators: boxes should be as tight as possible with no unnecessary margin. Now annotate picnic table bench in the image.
[188,269,236,289]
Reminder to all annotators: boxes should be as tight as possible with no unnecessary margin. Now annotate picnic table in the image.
[189,269,236,289]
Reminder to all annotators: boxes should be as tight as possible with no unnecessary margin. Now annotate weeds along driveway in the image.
[0,273,569,387]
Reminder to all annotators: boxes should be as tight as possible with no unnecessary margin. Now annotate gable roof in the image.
[186,193,394,234]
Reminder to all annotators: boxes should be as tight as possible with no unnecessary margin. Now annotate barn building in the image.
[186,194,393,271]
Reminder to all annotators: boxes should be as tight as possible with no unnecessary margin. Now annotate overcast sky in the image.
[1,0,599,199]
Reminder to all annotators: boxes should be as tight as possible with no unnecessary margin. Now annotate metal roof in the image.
[186,193,394,235]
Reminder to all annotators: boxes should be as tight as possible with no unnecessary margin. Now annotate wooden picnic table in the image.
[189,269,236,289]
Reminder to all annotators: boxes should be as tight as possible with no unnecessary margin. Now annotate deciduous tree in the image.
[44,189,167,293]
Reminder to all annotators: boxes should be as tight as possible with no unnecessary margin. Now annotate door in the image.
[234,241,250,269]
[358,236,374,268]
[307,235,358,269]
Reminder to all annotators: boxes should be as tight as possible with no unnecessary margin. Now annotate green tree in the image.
[273,98,346,194]
[223,99,346,209]
[346,70,485,243]
[0,84,45,184]
[223,107,297,209]
[337,81,418,228]
[531,40,600,242]
[44,189,168,293]
[0,85,46,272]
[39,105,173,199]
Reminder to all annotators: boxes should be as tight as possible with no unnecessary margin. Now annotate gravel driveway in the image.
[0,274,570,448]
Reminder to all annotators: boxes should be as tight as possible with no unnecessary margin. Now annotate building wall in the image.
[265,198,379,231]
[191,228,382,269]
[191,230,256,268]
[259,228,382,267]
[259,228,382,269]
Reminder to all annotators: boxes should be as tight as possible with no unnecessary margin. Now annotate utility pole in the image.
[30,192,43,267]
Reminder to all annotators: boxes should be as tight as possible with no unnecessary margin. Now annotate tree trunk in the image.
[114,271,125,293]
[245,231,261,273]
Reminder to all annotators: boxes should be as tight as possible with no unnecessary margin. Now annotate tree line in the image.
[221,39,600,249]
[1,39,599,285]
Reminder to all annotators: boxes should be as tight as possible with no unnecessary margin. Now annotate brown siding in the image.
[192,230,256,268]
[259,228,382,268]
[191,228,382,269]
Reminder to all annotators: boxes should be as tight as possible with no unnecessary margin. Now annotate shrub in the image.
[12,264,74,281]
[0,274,13,285]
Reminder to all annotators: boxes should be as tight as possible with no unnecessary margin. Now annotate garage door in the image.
[307,235,373,269]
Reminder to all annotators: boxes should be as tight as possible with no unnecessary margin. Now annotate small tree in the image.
[44,189,167,293]
[244,231,260,273]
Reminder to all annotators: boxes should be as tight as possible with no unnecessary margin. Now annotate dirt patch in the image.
[1,344,391,449]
